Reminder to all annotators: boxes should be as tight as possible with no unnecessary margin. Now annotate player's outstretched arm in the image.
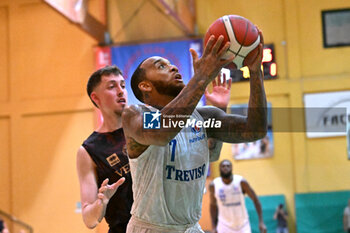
[76,146,125,228]
[241,179,267,233]
[209,182,218,233]
[344,209,349,232]
[245,29,267,139]
[198,30,267,143]
[122,36,234,150]
[273,207,279,219]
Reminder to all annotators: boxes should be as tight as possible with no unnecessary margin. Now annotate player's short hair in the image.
[131,59,147,103]
[219,159,232,166]
[87,65,123,107]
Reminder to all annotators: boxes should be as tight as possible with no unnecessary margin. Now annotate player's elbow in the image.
[252,130,267,141]
[242,131,266,142]
[81,208,100,229]
[86,223,97,229]
[83,218,98,229]
[122,106,137,123]
[131,133,173,146]
[248,124,267,141]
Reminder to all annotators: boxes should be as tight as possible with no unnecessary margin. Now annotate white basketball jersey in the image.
[129,109,209,227]
[213,175,249,230]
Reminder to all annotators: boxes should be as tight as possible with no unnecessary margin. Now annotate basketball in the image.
[204,15,260,69]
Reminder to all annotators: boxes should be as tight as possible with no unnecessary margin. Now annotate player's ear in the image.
[90,92,100,107]
[138,81,152,92]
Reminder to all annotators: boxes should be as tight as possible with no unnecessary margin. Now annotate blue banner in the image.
[111,39,203,105]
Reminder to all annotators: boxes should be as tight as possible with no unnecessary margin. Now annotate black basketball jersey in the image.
[82,128,132,233]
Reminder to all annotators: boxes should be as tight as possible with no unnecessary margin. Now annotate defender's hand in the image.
[97,177,125,205]
[205,73,232,110]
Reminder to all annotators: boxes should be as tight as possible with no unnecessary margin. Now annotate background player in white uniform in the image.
[209,160,266,233]
[122,32,267,232]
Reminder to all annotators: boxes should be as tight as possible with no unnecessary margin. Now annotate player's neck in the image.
[145,93,174,109]
[97,112,122,133]
[222,175,233,184]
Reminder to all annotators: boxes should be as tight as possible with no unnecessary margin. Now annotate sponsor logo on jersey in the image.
[114,163,130,177]
[189,133,206,143]
[191,125,201,134]
[165,163,206,182]
[106,153,120,166]
[223,202,242,207]
[219,189,226,202]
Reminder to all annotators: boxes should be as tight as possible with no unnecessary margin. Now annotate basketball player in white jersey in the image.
[209,160,266,233]
[122,32,267,233]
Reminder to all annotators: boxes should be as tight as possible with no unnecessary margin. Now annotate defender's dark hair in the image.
[87,65,123,107]
[130,59,147,103]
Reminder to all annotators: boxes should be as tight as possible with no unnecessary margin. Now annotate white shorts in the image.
[126,215,204,233]
[217,221,251,233]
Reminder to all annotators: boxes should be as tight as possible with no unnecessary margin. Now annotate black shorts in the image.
[108,222,128,233]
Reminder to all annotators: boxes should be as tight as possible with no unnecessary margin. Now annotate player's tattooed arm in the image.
[198,98,266,143]
[121,105,149,158]
[209,182,219,233]
[241,179,267,233]
[198,30,267,143]
[245,29,267,141]
[125,136,148,159]
[208,138,223,162]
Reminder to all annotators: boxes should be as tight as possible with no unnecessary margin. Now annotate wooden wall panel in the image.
[0,118,11,212]
[12,110,94,232]
[108,0,184,43]
[14,2,95,100]
[297,0,350,77]
[0,6,9,102]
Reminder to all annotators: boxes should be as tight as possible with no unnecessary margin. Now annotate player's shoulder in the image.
[209,178,216,186]
[77,146,93,160]
[122,104,149,120]
[124,104,143,113]
[77,145,88,156]
[76,146,95,168]
[345,206,350,213]
[124,104,156,113]
[212,176,222,185]
[234,174,247,184]
[209,179,216,192]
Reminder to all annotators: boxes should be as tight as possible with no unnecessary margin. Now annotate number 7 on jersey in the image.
[169,139,177,162]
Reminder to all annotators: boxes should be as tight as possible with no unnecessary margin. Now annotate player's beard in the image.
[220,170,232,179]
[150,79,184,97]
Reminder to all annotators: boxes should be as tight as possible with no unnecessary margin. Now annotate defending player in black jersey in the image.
[76,66,131,233]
